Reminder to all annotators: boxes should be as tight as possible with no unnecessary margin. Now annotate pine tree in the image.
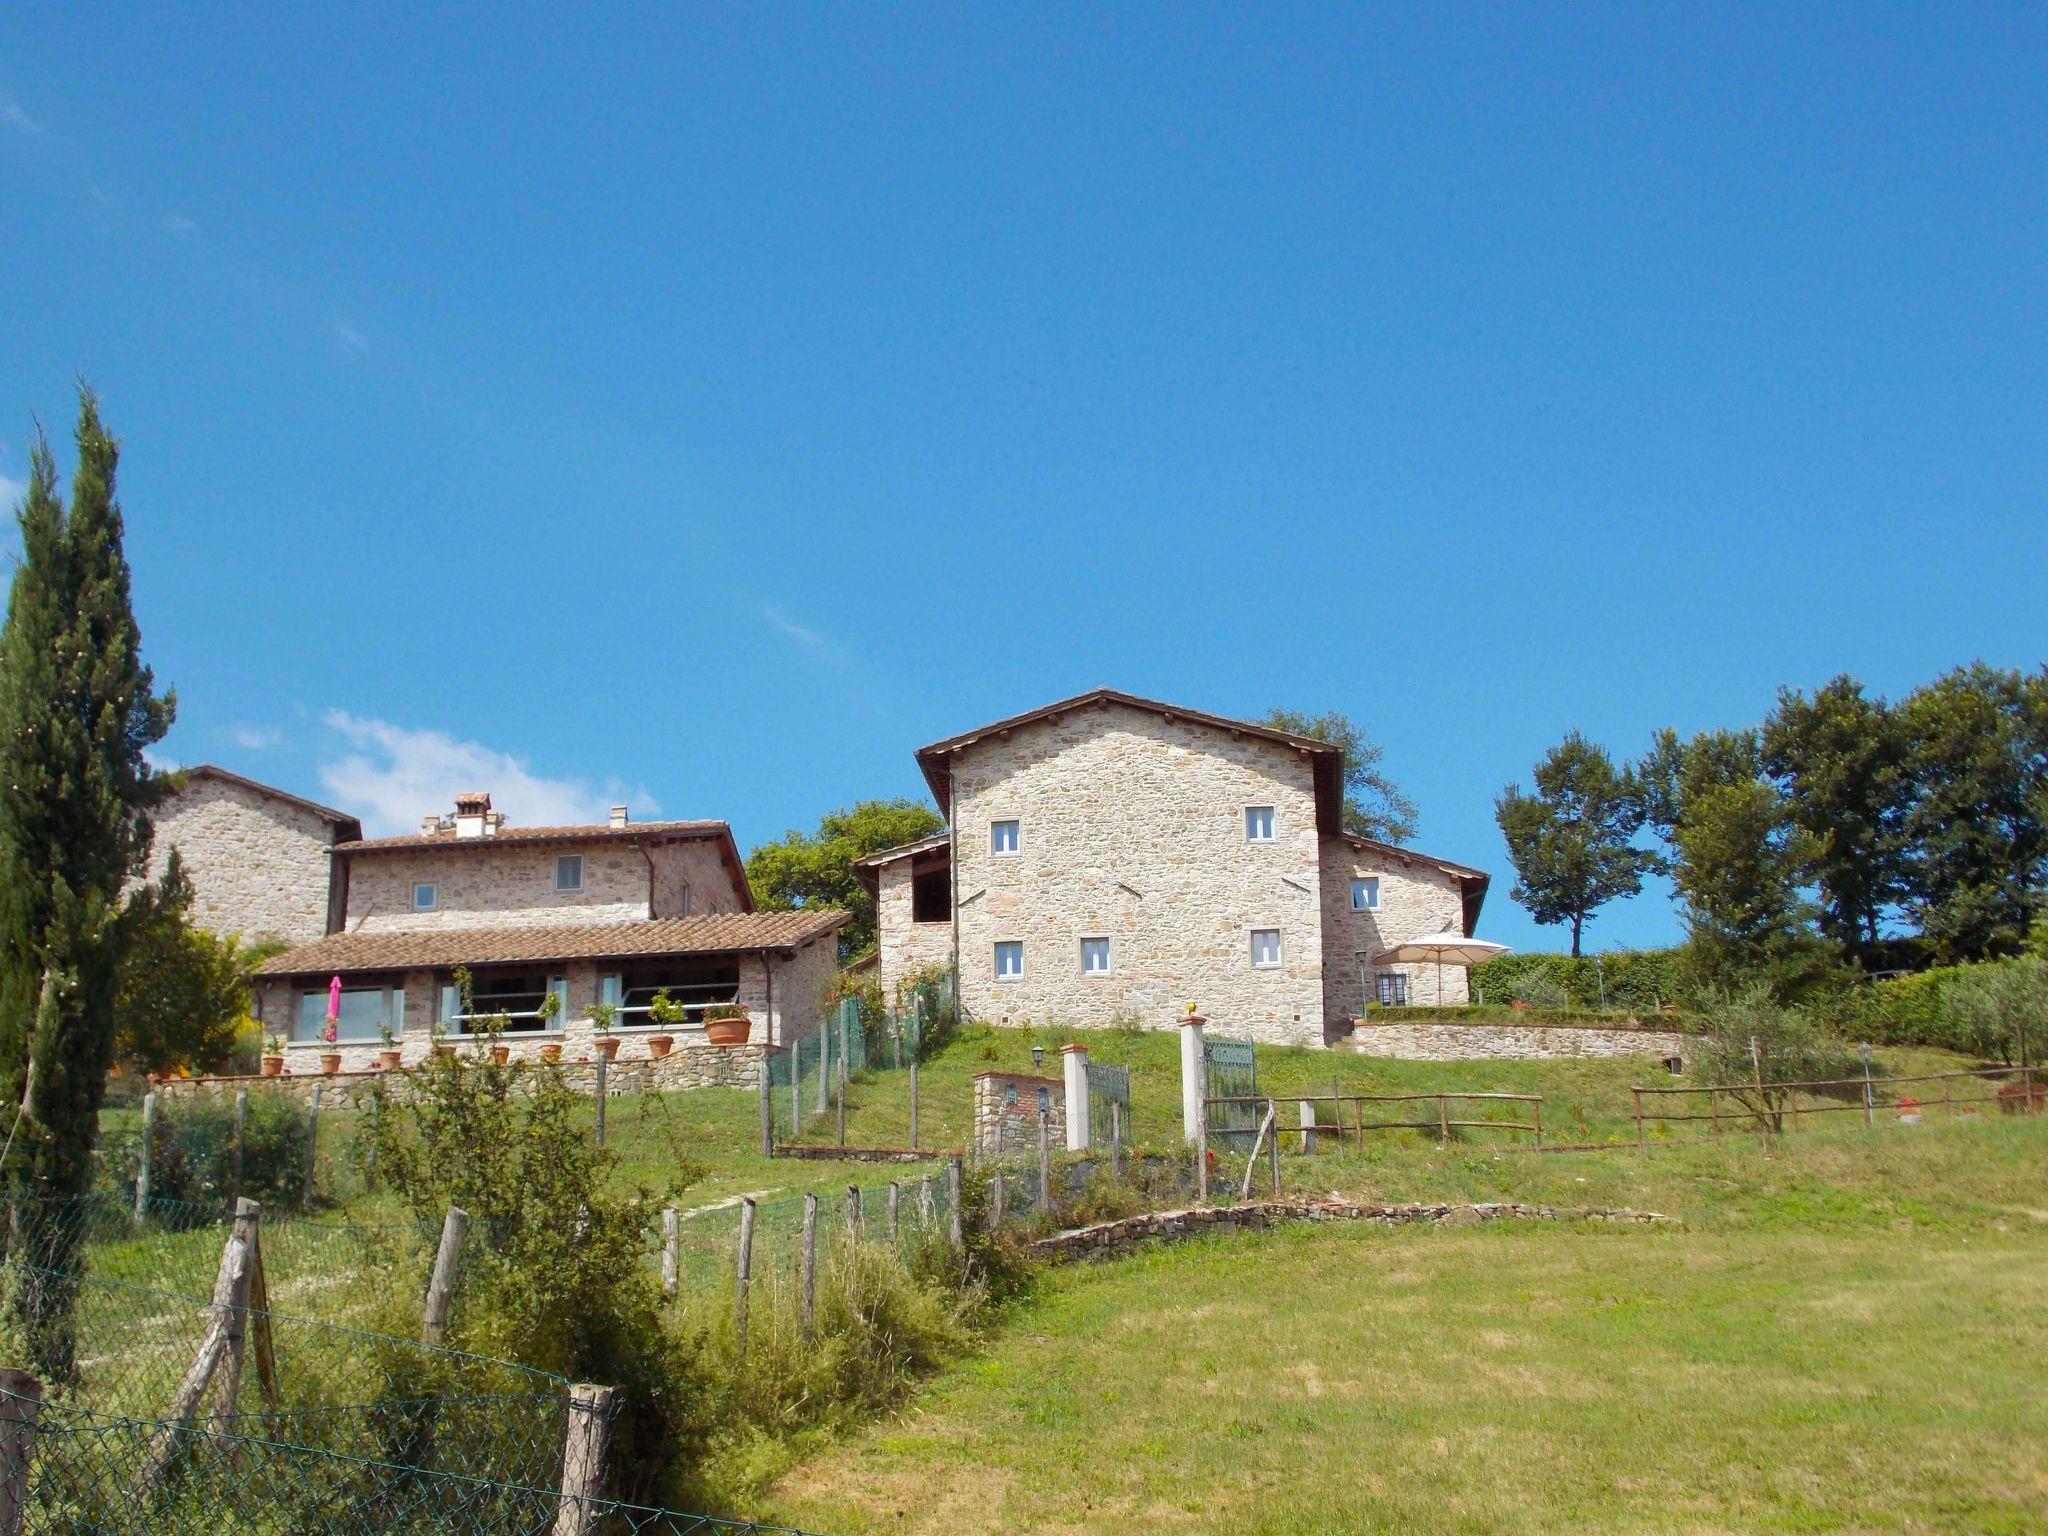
[0,389,173,1369]
[1495,733,1654,957]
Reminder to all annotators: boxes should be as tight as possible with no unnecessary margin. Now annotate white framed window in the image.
[1250,928,1282,968]
[1351,877,1380,912]
[296,984,402,1043]
[1245,806,1275,842]
[991,819,1020,856]
[1375,972,1409,1006]
[412,881,438,911]
[1080,937,1112,976]
[555,854,584,892]
[994,940,1024,980]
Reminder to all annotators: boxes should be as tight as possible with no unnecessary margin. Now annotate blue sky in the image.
[2,5,2042,954]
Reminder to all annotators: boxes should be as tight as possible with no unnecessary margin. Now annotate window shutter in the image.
[550,977,571,1029]
[599,974,622,1008]
[440,984,460,1025]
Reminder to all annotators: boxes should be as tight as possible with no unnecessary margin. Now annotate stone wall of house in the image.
[1319,838,1473,1025]
[647,838,748,917]
[949,702,1325,1047]
[875,857,954,1002]
[343,843,652,932]
[149,775,340,943]
[972,1070,1066,1159]
[155,1041,773,1108]
[771,932,841,1048]
[1341,1019,1693,1063]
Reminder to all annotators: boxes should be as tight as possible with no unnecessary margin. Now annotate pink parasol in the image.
[324,975,342,1044]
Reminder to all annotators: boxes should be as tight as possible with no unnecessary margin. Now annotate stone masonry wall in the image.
[972,1070,1066,1159]
[1320,838,1473,1026]
[876,857,954,1002]
[344,843,652,932]
[149,775,340,944]
[950,702,1325,1046]
[647,839,748,917]
[1342,1020,1693,1063]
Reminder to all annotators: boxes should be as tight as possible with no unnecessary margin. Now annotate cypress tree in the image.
[0,389,173,1369]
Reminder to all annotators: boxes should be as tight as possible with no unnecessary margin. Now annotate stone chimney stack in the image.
[609,805,629,829]
[420,814,441,835]
[453,791,495,839]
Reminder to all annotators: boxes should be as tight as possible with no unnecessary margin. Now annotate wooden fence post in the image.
[734,1198,757,1361]
[209,1199,262,1430]
[593,1055,607,1146]
[1632,1089,1644,1149]
[800,1194,818,1333]
[1532,1098,1543,1151]
[301,1083,321,1208]
[946,1158,963,1249]
[421,1207,470,1347]
[228,1088,248,1207]
[1438,1095,1450,1149]
[887,1181,901,1242]
[989,1171,1005,1232]
[135,1090,156,1222]
[0,1368,40,1536]
[908,1056,920,1151]
[836,1049,848,1148]
[1109,1101,1123,1180]
[551,1383,615,1536]
[845,1185,861,1237]
[918,1174,934,1226]
[143,1215,254,1487]
[660,1207,679,1300]
[1268,1104,1281,1195]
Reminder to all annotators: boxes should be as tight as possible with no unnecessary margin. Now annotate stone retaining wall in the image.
[1030,1199,1674,1261]
[153,1042,772,1110]
[1342,1019,1693,1063]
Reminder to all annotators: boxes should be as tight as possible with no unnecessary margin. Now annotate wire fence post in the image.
[660,1207,679,1300]
[1860,1044,1875,1130]
[421,1206,470,1346]
[800,1193,818,1334]
[946,1157,964,1249]
[836,1042,848,1148]
[593,1055,607,1147]
[0,1367,41,1536]
[228,1087,248,1208]
[758,1049,775,1157]
[1632,1088,1645,1149]
[734,1198,757,1362]
[1036,1109,1052,1216]
[918,1173,934,1226]
[908,1055,920,1150]
[552,1383,615,1536]
[301,1083,322,1208]
[1110,1101,1124,1180]
[887,1181,901,1242]
[209,1198,262,1429]
[134,1089,156,1222]
[990,1170,1005,1232]
[845,1184,861,1238]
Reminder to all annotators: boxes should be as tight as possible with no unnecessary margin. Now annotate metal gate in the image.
[1085,1060,1131,1148]
[1204,1036,1260,1146]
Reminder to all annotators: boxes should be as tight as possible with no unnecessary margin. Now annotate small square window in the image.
[994,940,1024,980]
[1251,928,1282,968]
[1375,972,1409,1006]
[1081,937,1112,976]
[412,882,438,911]
[1351,877,1380,911]
[1245,806,1275,842]
[991,819,1020,856]
[555,854,584,892]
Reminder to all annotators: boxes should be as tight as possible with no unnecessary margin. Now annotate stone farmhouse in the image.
[855,689,1490,1048]
[153,773,844,1073]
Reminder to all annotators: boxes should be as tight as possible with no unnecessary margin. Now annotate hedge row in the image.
[1468,949,1690,1012]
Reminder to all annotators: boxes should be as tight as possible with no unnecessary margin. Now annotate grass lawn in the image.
[763,1112,2048,1535]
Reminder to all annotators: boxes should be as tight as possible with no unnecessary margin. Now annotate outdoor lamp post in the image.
[1030,1044,1044,1071]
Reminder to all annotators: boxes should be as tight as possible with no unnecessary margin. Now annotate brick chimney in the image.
[609,805,629,829]
[453,791,496,839]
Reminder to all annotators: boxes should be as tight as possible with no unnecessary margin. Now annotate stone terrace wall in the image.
[1343,1019,1693,1063]
[973,1070,1066,1159]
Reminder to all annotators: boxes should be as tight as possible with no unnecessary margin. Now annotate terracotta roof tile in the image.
[253,911,848,976]
[335,819,729,853]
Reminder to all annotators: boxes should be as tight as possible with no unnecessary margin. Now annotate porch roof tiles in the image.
[254,911,849,977]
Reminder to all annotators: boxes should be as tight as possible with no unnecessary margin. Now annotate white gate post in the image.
[1178,1014,1207,1145]
[1061,1044,1090,1152]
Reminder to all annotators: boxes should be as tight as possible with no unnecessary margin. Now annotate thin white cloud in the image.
[762,604,848,665]
[162,213,198,240]
[230,725,282,751]
[0,473,24,510]
[317,711,657,836]
[1,95,42,136]
[333,320,367,353]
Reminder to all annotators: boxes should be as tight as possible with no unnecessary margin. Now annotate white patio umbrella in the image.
[1371,930,1510,1006]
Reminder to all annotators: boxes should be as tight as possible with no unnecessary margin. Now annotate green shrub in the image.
[132,1090,312,1210]
[1689,987,1858,1131]
[1503,972,1570,1011]
[1470,947,1691,1011]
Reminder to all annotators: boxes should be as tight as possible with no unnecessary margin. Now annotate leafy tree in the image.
[1689,986,1856,1132]
[746,798,945,958]
[1261,708,1417,843]
[1635,725,1763,851]
[1942,955,2045,1067]
[1898,663,2048,963]
[1672,777,1823,993]
[112,850,248,1075]
[0,391,173,1370]
[1760,676,1912,969]
[1495,732,1653,956]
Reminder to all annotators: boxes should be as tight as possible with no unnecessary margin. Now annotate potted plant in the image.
[590,1000,621,1061]
[260,1034,285,1078]
[539,1041,563,1064]
[320,1049,343,1076]
[703,1001,751,1047]
[376,1023,403,1071]
[489,1041,511,1065]
[645,989,683,1059]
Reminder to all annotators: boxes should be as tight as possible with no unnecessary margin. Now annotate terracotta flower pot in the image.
[378,1048,403,1070]
[646,1034,675,1060]
[432,1043,456,1060]
[320,1053,342,1076]
[704,1016,751,1047]
[489,1044,511,1065]
[595,1036,621,1062]
[260,1055,284,1079]
[539,1043,563,1064]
